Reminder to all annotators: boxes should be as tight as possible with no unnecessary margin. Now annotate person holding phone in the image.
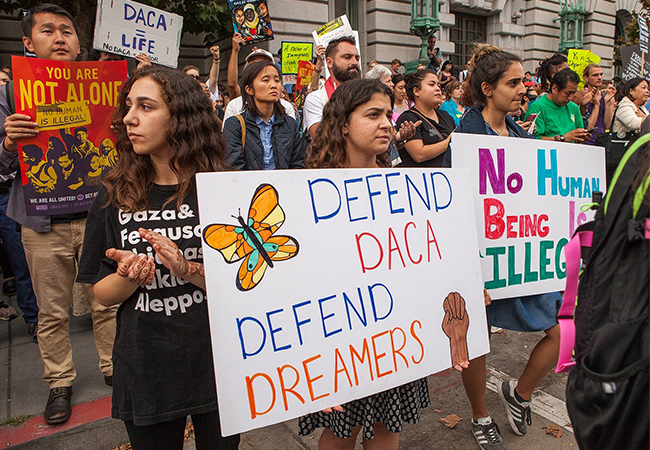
[525,68,592,143]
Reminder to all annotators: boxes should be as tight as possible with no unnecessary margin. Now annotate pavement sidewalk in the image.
[0,291,577,449]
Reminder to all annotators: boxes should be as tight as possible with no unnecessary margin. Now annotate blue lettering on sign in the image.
[124,3,168,30]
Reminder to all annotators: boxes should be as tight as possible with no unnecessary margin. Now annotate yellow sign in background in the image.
[281,42,313,75]
[568,49,601,90]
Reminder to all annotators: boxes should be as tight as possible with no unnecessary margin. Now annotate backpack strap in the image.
[604,133,650,215]
[556,229,594,373]
[235,114,246,153]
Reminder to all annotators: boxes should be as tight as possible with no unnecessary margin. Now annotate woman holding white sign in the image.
[77,67,240,450]
[456,44,563,450]
[299,78,438,450]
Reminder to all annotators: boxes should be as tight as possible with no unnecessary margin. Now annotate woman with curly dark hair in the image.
[77,66,240,450]
[302,79,433,450]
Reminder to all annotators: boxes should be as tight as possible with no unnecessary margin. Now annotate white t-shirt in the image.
[222,96,296,129]
[303,86,328,132]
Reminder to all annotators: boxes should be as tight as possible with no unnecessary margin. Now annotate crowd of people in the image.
[0,3,647,450]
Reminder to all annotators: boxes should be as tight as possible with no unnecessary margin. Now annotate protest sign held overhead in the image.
[197,168,488,436]
[229,0,274,45]
[567,49,600,90]
[453,133,606,300]
[12,56,128,216]
[281,42,313,75]
[294,60,315,109]
[620,44,650,80]
[312,15,354,47]
[93,0,183,68]
[639,15,649,54]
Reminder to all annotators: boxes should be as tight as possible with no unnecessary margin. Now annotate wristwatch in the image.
[554,135,565,142]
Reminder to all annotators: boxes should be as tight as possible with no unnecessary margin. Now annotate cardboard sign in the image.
[639,16,649,54]
[93,0,183,68]
[620,44,650,80]
[228,0,274,45]
[312,15,354,47]
[452,133,605,300]
[567,49,600,90]
[281,42,313,75]
[12,56,128,216]
[197,168,489,436]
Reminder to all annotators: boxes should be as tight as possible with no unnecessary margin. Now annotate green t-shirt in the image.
[526,94,583,138]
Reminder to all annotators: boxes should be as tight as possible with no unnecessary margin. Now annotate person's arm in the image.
[303,91,322,139]
[615,98,645,131]
[223,116,246,170]
[208,45,220,95]
[93,251,154,306]
[403,134,451,163]
[308,46,325,93]
[603,87,617,129]
[227,33,246,99]
[139,228,206,289]
[134,53,152,69]
[587,95,600,130]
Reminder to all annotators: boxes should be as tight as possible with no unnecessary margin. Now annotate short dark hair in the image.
[182,65,199,73]
[550,68,579,91]
[325,36,356,59]
[392,74,405,86]
[239,60,285,118]
[74,126,88,135]
[391,59,402,66]
[21,3,76,39]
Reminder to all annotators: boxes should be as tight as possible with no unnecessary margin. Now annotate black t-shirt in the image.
[77,184,217,426]
[395,108,455,167]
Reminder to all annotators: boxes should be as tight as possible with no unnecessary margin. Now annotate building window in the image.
[449,13,486,70]
[329,0,358,30]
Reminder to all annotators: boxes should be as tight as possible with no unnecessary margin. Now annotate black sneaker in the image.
[2,278,16,296]
[27,322,38,343]
[471,419,507,450]
[498,380,532,436]
[44,386,73,425]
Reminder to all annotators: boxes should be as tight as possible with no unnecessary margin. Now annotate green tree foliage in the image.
[0,0,232,59]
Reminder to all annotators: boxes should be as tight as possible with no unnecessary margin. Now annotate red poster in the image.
[12,55,128,216]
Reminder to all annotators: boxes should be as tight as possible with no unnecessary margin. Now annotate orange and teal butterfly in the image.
[202,183,299,291]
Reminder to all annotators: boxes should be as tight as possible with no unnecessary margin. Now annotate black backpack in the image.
[565,134,650,449]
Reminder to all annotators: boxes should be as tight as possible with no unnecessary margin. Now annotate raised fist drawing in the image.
[441,292,470,371]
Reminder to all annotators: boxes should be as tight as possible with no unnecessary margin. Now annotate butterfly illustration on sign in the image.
[203,183,299,291]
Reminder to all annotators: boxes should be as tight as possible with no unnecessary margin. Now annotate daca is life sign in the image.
[453,133,606,300]
[197,168,488,436]
[93,0,183,68]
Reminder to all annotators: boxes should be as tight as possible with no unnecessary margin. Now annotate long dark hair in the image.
[240,60,286,118]
[617,77,649,103]
[462,43,522,107]
[536,53,568,94]
[404,69,437,103]
[306,79,393,168]
[104,66,229,212]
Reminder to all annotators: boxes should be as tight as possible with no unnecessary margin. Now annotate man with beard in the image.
[303,36,360,138]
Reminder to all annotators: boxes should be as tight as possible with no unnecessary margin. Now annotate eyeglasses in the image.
[189,74,200,81]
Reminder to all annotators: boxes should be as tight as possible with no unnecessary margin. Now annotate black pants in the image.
[124,410,241,450]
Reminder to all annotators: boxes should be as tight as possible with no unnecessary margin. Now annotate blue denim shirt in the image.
[255,115,276,170]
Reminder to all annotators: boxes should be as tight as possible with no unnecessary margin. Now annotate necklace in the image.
[483,117,508,136]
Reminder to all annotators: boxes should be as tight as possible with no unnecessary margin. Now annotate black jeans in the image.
[124,410,241,450]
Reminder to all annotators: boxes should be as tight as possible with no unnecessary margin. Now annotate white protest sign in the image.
[197,168,488,436]
[639,15,649,54]
[93,0,183,68]
[312,16,361,79]
[452,133,606,300]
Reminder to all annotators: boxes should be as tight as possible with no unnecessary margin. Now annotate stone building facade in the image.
[0,0,645,81]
